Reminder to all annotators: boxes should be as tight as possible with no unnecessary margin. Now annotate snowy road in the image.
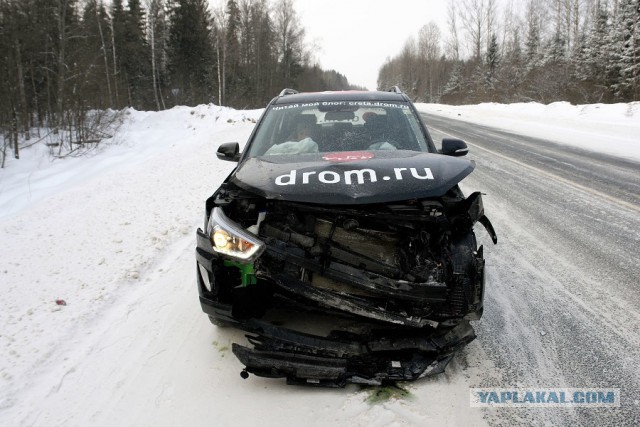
[1,104,638,426]
[425,113,640,426]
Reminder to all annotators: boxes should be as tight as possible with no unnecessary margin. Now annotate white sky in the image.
[293,0,451,90]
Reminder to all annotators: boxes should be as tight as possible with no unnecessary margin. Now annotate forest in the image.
[0,0,357,163]
[1,0,638,165]
[378,0,640,105]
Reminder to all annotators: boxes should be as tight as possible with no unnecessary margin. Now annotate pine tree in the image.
[80,0,113,108]
[252,1,276,104]
[148,0,168,110]
[485,33,500,90]
[167,0,215,105]
[501,30,525,102]
[53,0,81,137]
[122,0,151,108]
[443,63,463,96]
[615,0,640,99]
[111,0,126,107]
[583,1,611,89]
[525,5,541,69]
[545,30,567,65]
[224,0,241,102]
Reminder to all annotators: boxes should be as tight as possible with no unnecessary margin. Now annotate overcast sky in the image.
[293,0,451,90]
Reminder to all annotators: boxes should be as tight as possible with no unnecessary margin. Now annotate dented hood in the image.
[230,150,475,204]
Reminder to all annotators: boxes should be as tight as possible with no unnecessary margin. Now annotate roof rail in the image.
[387,86,403,94]
[279,88,299,97]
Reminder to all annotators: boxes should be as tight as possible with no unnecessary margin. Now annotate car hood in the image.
[230,150,475,204]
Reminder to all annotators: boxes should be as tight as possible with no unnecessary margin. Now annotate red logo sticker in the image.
[322,151,374,162]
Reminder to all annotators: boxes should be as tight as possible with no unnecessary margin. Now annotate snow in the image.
[416,101,640,162]
[0,101,638,426]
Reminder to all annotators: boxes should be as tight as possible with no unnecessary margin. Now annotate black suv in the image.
[196,88,497,387]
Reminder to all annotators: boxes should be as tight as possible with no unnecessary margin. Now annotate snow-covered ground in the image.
[416,101,640,162]
[0,101,638,426]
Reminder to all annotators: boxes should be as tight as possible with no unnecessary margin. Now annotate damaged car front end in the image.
[196,89,497,387]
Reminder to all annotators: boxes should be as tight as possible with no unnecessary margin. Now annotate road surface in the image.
[423,112,640,426]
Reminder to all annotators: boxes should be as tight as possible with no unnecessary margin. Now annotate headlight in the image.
[207,208,265,262]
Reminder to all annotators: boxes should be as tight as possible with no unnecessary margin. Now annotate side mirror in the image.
[441,138,468,156]
[216,142,241,162]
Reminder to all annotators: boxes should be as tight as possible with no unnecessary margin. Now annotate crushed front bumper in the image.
[231,318,476,387]
[196,190,496,387]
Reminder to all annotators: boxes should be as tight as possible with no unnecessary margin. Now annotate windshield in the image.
[246,101,431,158]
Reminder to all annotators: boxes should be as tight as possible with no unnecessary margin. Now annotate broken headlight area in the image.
[207,207,265,262]
[196,184,496,386]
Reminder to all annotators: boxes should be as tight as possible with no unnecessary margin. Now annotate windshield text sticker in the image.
[271,101,408,111]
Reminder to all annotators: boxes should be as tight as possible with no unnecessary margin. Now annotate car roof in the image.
[272,90,409,105]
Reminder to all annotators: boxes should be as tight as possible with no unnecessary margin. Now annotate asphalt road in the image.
[422,112,640,426]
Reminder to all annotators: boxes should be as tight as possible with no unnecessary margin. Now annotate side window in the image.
[398,109,429,152]
[250,110,286,156]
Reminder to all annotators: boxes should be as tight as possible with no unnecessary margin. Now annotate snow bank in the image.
[416,102,640,162]
[0,105,262,220]
[0,104,262,419]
